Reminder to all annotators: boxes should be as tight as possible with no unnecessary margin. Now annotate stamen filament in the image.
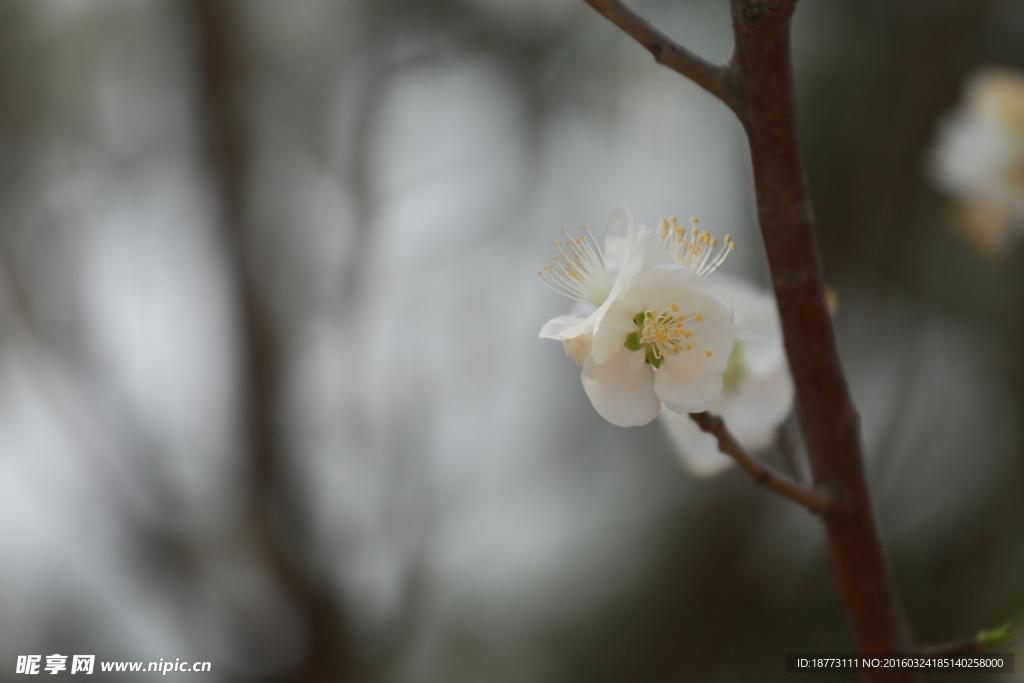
[538,225,615,306]
[660,215,737,277]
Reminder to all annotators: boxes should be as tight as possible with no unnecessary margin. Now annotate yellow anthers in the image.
[661,214,737,277]
[695,314,703,321]
[538,224,614,306]
[706,350,713,357]
[640,305,685,360]
[636,301,716,362]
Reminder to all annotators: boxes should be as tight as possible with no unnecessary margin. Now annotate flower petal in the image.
[539,314,593,340]
[563,332,593,368]
[658,408,735,477]
[654,355,726,414]
[707,275,786,375]
[600,205,635,272]
[720,362,795,450]
[582,349,660,427]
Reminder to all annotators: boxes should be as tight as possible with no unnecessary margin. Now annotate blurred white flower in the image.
[932,67,1024,255]
[658,277,794,476]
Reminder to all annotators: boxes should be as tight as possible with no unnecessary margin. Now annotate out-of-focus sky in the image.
[0,1,1022,681]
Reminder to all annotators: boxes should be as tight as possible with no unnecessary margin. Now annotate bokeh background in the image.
[0,0,1022,681]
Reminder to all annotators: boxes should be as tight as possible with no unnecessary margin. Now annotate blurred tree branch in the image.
[583,0,921,675]
[191,2,363,681]
[689,412,830,514]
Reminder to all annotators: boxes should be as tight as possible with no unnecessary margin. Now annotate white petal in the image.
[719,363,795,450]
[616,232,649,284]
[590,296,641,365]
[601,205,635,272]
[655,356,726,414]
[708,290,735,323]
[658,408,735,477]
[539,313,594,340]
[707,275,786,375]
[734,327,762,341]
[563,332,593,368]
[581,349,660,427]
[639,225,674,269]
[619,265,706,313]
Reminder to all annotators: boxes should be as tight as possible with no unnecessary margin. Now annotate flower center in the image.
[658,216,736,277]
[624,302,711,368]
[537,226,614,307]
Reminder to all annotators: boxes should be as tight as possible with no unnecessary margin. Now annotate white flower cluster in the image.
[538,207,793,473]
[932,67,1024,255]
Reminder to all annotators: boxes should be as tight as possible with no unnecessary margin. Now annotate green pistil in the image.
[625,309,668,367]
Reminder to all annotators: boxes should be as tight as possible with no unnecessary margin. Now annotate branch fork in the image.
[688,412,831,515]
[582,0,920,674]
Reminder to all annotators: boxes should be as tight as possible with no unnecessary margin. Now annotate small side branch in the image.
[689,412,831,514]
[580,0,737,109]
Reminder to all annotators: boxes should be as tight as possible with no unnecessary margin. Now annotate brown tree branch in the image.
[191,3,362,681]
[583,0,921,675]
[689,412,830,514]
[579,0,738,109]
[726,3,917,672]
[774,417,802,482]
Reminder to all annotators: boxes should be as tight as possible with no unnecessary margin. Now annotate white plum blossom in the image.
[658,277,794,476]
[539,209,744,427]
[932,67,1024,255]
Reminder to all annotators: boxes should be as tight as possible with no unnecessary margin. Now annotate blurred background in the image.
[0,0,1022,681]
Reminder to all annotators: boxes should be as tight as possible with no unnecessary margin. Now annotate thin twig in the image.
[579,0,738,109]
[689,412,830,514]
[774,417,802,482]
